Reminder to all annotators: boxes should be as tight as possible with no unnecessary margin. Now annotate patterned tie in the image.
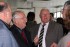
[39,24,45,47]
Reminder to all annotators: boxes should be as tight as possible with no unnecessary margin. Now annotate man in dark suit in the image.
[10,11,35,47]
[30,9,63,47]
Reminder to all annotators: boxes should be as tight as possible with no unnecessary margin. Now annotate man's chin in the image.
[43,21,48,23]
[23,25,26,28]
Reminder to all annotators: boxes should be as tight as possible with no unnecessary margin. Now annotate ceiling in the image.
[6,0,68,8]
[27,0,51,1]
[5,0,68,12]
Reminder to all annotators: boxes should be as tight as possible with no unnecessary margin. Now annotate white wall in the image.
[16,8,34,16]
[35,8,42,23]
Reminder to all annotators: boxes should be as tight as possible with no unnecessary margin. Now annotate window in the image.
[54,11,63,19]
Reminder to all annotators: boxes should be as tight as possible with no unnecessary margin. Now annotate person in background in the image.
[30,8,63,47]
[56,17,68,36]
[10,11,36,47]
[26,12,37,31]
[58,0,70,47]
[0,2,19,47]
[50,13,54,21]
[56,18,64,25]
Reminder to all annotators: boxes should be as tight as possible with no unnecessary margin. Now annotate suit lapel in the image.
[45,21,54,44]
[36,24,40,35]
[36,22,54,37]
[45,21,55,39]
[33,24,40,36]
[31,24,40,41]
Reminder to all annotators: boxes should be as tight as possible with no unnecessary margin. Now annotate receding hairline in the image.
[0,2,6,5]
[40,8,50,16]
[0,2,11,12]
[14,11,25,15]
[40,9,50,12]
[12,11,25,19]
[13,11,24,16]
[0,2,8,7]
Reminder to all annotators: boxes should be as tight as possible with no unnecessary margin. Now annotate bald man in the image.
[0,2,19,47]
[30,9,63,47]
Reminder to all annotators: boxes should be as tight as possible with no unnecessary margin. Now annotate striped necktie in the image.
[39,24,45,47]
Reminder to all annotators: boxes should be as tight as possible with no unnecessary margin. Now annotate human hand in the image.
[34,35,39,46]
[50,42,57,47]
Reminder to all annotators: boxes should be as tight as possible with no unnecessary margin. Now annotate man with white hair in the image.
[10,11,36,47]
[30,8,63,47]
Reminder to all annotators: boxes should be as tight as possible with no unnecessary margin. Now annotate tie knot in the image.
[42,24,45,27]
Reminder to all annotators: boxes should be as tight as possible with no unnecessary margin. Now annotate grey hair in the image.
[12,11,20,23]
[12,11,17,19]
[12,11,20,19]
[12,14,20,19]
[12,11,24,19]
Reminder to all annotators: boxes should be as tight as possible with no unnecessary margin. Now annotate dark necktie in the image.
[21,31,28,44]
[39,24,45,47]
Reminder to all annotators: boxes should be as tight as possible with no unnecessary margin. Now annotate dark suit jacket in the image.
[30,21,63,47]
[26,21,37,32]
[10,24,33,47]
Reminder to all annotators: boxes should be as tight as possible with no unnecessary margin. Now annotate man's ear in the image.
[61,9,63,14]
[0,12,6,19]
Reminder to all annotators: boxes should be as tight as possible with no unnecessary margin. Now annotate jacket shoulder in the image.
[0,22,4,29]
[50,21,62,26]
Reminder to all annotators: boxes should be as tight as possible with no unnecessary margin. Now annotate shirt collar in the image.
[0,20,10,29]
[41,22,49,26]
[13,24,25,33]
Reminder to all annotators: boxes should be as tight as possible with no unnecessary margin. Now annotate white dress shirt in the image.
[38,22,49,47]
